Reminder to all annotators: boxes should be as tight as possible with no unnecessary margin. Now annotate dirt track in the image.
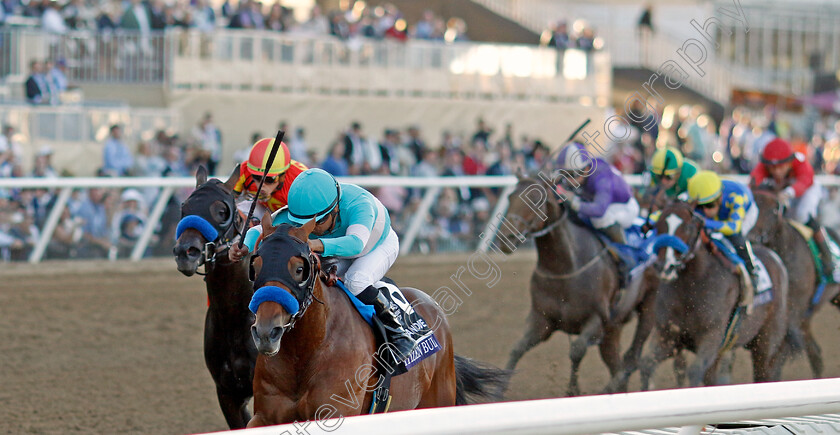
[1,253,839,434]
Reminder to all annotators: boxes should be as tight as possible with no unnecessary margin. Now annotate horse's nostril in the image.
[187,247,201,259]
[270,326,283,341]
[251,325,259,342]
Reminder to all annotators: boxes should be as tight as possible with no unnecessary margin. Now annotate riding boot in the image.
[808,218,837,281]
[729,233,758,291]
[359,285,418,361]
[602,223,630,289]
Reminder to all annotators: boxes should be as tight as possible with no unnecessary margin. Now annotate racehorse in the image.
[637,201,788,389]
[749,188,840,377]
[247,217,510,427]
[173,166,257,429]
[497,175,658,396]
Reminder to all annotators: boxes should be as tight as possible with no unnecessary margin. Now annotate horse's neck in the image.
[206,258,253,314]
[534,206,591,272]
[680,242,726,289]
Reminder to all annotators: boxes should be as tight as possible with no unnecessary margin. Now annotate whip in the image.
[238,130,285,249]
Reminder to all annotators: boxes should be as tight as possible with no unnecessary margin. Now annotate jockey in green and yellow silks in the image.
[648,147,700,199]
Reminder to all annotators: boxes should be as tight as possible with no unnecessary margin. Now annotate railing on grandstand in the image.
[0,28,610,103]
[1,174,839,264]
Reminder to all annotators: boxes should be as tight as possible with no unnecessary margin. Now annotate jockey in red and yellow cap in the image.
[233,138,308,215]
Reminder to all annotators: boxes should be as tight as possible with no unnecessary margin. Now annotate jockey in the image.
[233,137,308,217]
[555,142,640,286]
[230,168,417,360]
[646,146,700,200]
[555,142,640,244]
[688,170,760,290]
[749,137,835,279]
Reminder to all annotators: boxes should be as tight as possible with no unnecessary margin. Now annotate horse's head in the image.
[652,201,705,282]
[249,218,320,356]
[173,165,240,276]
[749,187,785,245]
[498,174,564,253]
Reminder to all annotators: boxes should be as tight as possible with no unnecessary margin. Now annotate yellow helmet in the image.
[651,147,684,177]
[687,170,723,205]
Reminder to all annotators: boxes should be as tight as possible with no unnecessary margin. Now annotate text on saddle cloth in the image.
[334,280,441,372]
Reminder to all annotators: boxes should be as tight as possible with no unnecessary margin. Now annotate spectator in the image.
[288,127,310,167]
[121,0,152,34]
[47,206,83,259]
[320,141,349,177]
[472,118,493,146]
[190,112,222,175]
[413,9,435,39]
[41,0,67,34]
[638,4,654,34]
[0,125,23,165]
[265,3,284,31]
[48,58,69,93]
[548,20,571,50]
[161,145,189,177]
[404,125,426,163]
[102,124,134,176]
[191,0,215,32]
[410,148,439,178]
[111,188,148,258]
[76,188,113,259]
[6,202,38,261]
[31,146,57,178]
[25,59,50,105]
[298,5,329,36]
[42,59,60,104]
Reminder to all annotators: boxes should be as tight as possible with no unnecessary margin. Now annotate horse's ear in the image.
[260,211,275,236]
[287,218,316,242]
[515,166,524,180]
[224,163,240,190]
[196,165,208,187]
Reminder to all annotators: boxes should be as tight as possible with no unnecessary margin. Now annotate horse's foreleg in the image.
[568,316,603,396]
[246,413,267,428]
[216,388,252,430]
[599,325,622,378]
[803,323,824,378]
[687,338,723,387]
[506,311,553,371]
[638,330,676,391]
[673,351,687,387]
[715,351,736,385]
[607,282,658,393]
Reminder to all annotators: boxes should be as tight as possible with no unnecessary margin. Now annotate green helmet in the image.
[651,147,684,177]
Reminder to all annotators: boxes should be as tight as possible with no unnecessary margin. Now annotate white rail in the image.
[2,174,839,263]
[204,378,840,435]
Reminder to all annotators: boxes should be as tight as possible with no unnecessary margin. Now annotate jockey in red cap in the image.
[750,137,836,279]
[232,138,308,218]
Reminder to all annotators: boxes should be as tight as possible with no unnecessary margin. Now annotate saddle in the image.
[708,234,773,312]
[788,220,840,284]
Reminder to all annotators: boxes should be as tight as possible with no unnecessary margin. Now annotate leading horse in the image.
[637,201,788,388]
[749,188,840,377]
[497,176,658,396]
[247,217,510,426]
[173,166,257,429]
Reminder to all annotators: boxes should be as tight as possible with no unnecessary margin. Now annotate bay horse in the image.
[749,188,840,377]
[247,217,510,427]
[497,176,658,396]
[638,201,788,389]
[173,165,257,429]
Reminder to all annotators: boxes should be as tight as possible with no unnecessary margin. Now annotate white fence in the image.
[205,378,840,435]
[1,174,839,263]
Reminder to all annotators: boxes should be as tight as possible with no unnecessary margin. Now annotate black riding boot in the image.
[358,286,418,361]
[729,233,758,286]
[602,223,630,289]
[808,218,837,280]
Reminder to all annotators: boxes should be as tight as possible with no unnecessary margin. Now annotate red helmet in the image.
[761,138,794,166]
[246,138,291,177]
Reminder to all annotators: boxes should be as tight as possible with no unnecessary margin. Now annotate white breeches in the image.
[741,201,759,235]
[789,183,823,224]
[590,197,640,229]
[332,229,400,295]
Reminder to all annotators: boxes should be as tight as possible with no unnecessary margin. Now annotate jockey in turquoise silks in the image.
[230,168,417,359]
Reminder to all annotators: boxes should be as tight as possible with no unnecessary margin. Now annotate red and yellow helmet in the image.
[246,138,291,177]
[761,138,794,166]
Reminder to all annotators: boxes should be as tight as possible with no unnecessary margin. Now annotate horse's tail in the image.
[454,354,512,405]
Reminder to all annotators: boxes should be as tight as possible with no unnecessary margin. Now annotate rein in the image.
[195,213,243,275]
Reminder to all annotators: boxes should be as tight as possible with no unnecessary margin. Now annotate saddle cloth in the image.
[709,234,773,308]
[334,280,441,374]
[788,220,840,284]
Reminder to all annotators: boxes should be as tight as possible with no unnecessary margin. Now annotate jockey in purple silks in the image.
[554,142,641,284]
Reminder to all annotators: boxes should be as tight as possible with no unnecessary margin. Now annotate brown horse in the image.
[246,218,510,427]
[638,201,788,389]
[497,176,658,396]
[749,189,840,377]
[172,166,257,429]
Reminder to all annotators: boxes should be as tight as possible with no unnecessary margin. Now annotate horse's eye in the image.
[296,266,304,275]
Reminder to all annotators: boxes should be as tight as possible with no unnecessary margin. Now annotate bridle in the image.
[251,225,323,330]
[176,180,244,274]
[505,182,568,240]
[653,208,708,275]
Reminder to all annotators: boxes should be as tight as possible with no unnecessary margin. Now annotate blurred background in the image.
[3,0,840,261]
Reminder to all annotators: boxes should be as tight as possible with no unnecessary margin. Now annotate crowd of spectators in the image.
[540,18,603,53]
[5,103,840,260]
[0,0,469,42]
[24,57,70,105]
